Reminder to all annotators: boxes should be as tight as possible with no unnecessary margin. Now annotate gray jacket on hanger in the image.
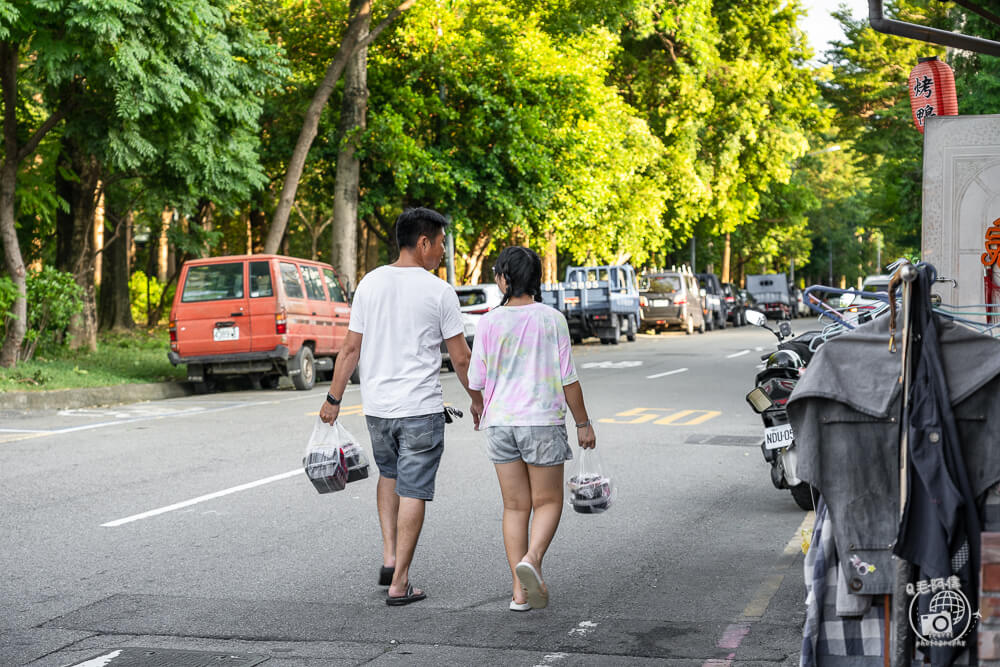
[787,314,1000,596]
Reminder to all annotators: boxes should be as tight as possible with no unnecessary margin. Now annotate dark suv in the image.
[696,273,728,330]
[722,282,746,327]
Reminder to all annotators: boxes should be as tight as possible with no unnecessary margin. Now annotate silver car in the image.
[442,283,505,369]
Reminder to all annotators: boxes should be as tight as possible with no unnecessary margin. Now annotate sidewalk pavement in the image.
[0,382,192,412]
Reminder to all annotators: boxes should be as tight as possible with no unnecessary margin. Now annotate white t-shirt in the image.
[348,265,465,418]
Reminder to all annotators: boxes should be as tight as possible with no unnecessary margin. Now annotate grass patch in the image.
[0,327,185,392]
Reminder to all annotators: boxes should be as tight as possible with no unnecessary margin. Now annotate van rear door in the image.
[322,268,351,351]
[176,260,250,356]
[300,263,335,355]
[249,259,281,353]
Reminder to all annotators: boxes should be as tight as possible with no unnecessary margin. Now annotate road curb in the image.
[0,382,193,411]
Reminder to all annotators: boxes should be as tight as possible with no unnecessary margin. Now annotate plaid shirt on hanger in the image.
[801,499,887,666]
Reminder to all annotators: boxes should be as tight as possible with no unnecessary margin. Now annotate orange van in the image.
[168,254,356,392]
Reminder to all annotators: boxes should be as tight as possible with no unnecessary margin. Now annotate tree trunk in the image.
[542,229,558,284]
[721,232,731,284]
[461,229,492,284]
[330,0,370,290]
[55,144,101,352]
[0,45,23,367]
[0,156,25,367]
[98,202,135,332]
[93,189,105,288]
[249,205,268,255]
[264,0,416,254]
[360,218,381,278]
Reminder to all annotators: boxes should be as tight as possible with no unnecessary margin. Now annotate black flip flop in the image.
[379,566,394,586]
[386,584,427,606]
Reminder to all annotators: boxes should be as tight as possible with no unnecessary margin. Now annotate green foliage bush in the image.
[0,266,84,361]
[129,271,175,326]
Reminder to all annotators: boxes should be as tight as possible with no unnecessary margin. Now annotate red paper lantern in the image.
[908,56,958,134]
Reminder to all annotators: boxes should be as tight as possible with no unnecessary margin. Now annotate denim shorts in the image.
[365,412,446,500]
[485,425,573,467]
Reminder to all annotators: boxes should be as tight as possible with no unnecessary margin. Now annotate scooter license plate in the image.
[213,326,239,342]
[763,423,794,450]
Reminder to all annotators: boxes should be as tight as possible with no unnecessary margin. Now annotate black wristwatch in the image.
[326,392,342,406]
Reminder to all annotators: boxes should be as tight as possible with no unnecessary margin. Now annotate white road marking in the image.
[580,361,643,369]
[568,620,598,637]
[726,350,750,359]
[73,650,122,667]
[101,468,302,527]
[754,346,764,352]
[646,368,688,379]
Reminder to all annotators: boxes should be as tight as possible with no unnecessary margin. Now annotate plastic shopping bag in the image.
[567,447,615,514]
[303,418,369,493]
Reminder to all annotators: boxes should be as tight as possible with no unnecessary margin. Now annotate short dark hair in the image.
[394,207,448,250]
[493,246,542,305]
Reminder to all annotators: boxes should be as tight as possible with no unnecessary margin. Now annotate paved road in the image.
[1,320,818,666]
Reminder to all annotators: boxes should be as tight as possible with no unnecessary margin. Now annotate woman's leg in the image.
[494,460,532,603]
[521,463,565,577]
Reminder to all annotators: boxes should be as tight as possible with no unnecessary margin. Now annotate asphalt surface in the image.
[1,319,820,666]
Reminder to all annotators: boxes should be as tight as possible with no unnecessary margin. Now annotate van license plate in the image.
[213,326,239,341]
[654,299,671,307]
[763,423,794,449]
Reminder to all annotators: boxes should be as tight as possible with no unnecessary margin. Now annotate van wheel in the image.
[626,315,637,342]
[292,346,316,391]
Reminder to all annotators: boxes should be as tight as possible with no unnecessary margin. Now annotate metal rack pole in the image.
[891,261,919,667]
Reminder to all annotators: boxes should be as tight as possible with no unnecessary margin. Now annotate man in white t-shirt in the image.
[319,207,483,606]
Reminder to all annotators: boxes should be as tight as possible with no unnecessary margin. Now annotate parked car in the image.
[638,269,706,335]
[168,254,356,392]
[722,282,746,326]
[542,264,641,344]
[696,272,728,330]
[442,283,504,370]
[792,287,811,318]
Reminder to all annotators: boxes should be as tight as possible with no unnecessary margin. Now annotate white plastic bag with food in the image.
[303,418,368,493]
[566,447,615,514]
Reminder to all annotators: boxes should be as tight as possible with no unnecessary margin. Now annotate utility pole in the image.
[690,236,696,271]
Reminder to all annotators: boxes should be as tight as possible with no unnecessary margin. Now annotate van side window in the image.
[181,262,244,302]
[249,261,273,298]
[322,268,347,302]
[301,265,326,300]
[279,262,304,299]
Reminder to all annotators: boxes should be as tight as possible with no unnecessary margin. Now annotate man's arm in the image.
[444,333,483,424]
[319,330,362,424]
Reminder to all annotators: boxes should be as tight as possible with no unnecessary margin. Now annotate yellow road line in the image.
[306,404,364,417]
[739,510,815,621]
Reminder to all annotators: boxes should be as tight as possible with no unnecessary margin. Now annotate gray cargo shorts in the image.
[485,424,572,467]
[365,412,446,500]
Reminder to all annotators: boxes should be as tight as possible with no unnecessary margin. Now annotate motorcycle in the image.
[743,309,820,511]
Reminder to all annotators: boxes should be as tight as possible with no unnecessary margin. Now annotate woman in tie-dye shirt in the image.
[468,246,597,612]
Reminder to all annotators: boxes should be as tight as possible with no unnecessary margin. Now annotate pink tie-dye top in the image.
[468,302,578,429]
